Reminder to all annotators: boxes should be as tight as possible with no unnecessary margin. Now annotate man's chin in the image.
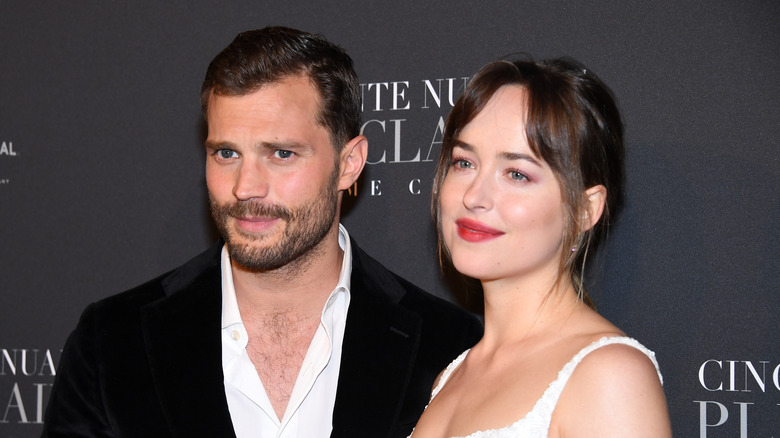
[225,243,282,271]
[225,236,276,254]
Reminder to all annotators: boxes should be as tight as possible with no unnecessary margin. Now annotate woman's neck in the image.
[478,274,581,349]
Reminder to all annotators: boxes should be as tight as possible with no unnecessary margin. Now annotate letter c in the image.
[409,179,421,195]
[773,363,780,391]
[699,360,723,391]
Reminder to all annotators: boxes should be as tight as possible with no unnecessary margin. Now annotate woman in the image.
[411,58,671,437]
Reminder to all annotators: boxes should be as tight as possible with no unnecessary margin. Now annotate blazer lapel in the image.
[331,241,423,438]
[140,243,237,437]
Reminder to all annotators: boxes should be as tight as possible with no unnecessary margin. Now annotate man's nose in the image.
[233,159,269,201]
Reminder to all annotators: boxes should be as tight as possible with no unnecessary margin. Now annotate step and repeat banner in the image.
[1,2,777,436]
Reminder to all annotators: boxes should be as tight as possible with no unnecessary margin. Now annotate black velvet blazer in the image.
[42,238,482,438]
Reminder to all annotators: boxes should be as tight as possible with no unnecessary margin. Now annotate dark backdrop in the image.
[1,1,777,436]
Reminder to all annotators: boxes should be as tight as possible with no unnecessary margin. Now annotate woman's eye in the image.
[509,170,528,181]
[274,149,294,159]
[453,159,472,169]
[218,149,238,159]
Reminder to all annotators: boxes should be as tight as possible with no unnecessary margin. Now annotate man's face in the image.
[205,75,341,272]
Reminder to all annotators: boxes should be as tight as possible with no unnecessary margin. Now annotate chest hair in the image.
[244,310,321,419]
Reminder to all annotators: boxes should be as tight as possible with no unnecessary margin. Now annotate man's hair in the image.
[201,26,360,150]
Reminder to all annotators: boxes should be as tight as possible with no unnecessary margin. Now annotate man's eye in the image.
[274,150,294,159]
[218,149,238,159]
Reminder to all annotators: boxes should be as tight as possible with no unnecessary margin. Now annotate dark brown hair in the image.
[201,26,360,150]
[432,57,625,305]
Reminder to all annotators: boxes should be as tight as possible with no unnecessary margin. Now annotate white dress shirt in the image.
[221,224,352,438]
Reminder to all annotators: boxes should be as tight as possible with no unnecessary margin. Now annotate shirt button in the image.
[231,330,240,341]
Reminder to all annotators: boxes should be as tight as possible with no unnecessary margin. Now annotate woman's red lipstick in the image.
[455,218,504,242]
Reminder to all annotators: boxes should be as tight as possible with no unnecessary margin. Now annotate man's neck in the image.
[232,226,344,315]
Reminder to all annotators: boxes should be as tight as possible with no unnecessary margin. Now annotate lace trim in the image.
[430,349,470,401]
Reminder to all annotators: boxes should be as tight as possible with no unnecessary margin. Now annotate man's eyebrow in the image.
[204,140,233,150]
[452,140,542,167]
[204,140,309,150]
[257,141,308,151]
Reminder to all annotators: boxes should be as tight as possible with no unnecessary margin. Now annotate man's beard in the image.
[209,169,339,272]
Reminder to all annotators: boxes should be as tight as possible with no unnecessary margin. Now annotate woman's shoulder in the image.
[551,336,671,437]
[562,309,661,379]
[573,336,662,385]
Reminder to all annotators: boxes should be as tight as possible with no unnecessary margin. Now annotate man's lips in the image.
[234,216,280,233]
[455,218,504,242]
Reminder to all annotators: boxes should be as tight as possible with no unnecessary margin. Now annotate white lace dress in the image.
[411,337,662,438]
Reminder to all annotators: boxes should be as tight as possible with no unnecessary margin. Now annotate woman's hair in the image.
[432,57,625,306]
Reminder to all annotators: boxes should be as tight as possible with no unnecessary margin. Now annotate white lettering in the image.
[387,119,419,163]
[774,363,780,391]
[361,81,413,111]
[742,361,767,392]
[728,360,738,392]
[21,349,38,376]
[0,382,52,424]
[33,383,48,423]
[391,82,410,110]
[425,116,446,162]
[699,360,723,391]
[361,119,387,164]
[1,383,28,423]
[1,349,58,377]
[421,79,442,108]
[359,83,365,111]
[361,119,425,164]
[699,359,778,393]
[695,400,758,437]
[421,77,469,109]
[370,180,381,196]
[367,82,389,111]
[1,350,17,376]
[734,402,752,438]
[696,400,728,437]
[0,142,17,156]
[409,179,421,195]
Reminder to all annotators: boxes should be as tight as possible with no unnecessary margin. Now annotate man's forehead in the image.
[207,75,322,117]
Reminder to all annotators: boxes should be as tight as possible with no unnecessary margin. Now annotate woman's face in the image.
[440,85,566,287]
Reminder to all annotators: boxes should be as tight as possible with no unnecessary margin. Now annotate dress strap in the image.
[568,337,662,384]
[536,336,663,422]
[430,349,470,401]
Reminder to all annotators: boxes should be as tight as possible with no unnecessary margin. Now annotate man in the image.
[43,27,482,438]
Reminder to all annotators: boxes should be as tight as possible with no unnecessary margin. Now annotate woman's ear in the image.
[581,185,607,232]
[337,135,368,191]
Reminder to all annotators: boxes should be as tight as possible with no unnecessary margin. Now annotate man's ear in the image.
[581,185,607,232]
[337,135,368,191]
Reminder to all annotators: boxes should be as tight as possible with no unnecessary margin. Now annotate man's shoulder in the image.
[88,241,223,317]
[89,271,170,314]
